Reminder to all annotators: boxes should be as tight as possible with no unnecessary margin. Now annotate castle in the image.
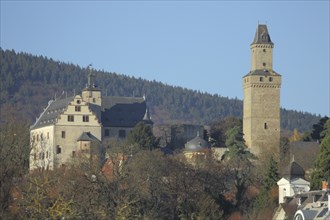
[29,69,152,170]
[30,24,281,170]
[242,24,281,155]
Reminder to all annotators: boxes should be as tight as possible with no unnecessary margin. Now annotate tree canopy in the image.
[0,48,323,131]
[127,122,160,152]
[310,119,330,189]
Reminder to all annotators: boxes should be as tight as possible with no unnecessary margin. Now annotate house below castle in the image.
[273,159,330,220]
[29,69,152,170]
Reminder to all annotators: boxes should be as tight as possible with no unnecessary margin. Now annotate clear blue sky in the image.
[1,1,329,116]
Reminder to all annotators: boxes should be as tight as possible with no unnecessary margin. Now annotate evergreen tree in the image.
[222,126,256,213]
[222,126,255,161]
[127,122,159,152]
[310,119,330,189]
[310,116,329,142]
[253,156,279,219]
[263,155,279,190]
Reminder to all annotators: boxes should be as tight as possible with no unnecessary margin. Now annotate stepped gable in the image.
[101,96,146,127]
[185,133,210,152]
[31,97,73,129]
[283,158,305,180]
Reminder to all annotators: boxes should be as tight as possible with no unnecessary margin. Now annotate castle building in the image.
[242,24,282,155]
[29,70,152,170]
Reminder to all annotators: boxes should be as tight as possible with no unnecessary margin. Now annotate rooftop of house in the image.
[282,190,330,219]
[101,96,147,128]
[31,95,150,130]
[31,97,73,129]
[283,158,306,181]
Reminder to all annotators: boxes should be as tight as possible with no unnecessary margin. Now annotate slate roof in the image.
[283,159,305,180]
[251,24,273,45]
[101,96,147,128]
[244,69,281,77]
[185,133,210,152]
[31,95,148,130]
[283,190,330,220]
[77,132,100,142]
[31,97,73,129]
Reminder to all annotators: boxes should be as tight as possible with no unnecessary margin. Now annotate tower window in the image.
[56,145,62,154]
[61,131,66,138]
[264,123,268,129]
[263,62,266,67]
[75,106,81,112]
[269,77,273,82]
[263,49,266,52]
[259,77,264,82]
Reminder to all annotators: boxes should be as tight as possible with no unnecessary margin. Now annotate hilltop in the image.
[0,48,321,131]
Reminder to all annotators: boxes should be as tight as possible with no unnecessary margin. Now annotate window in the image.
[46,151,48,158]
[119,130,126,138]
[264,123,268,129]
[83,115,89,122]
[76,100,81,104]
[75,106,81,112]
[269,77,273,82]
[41,134,44,141]
[93,98,96,103]
[56,145,62,154]
[263,62,266,67]
[72,151,76,158]
[61,131,66,138]
[37,134,39,141]
[263,49,266,52]
[259,77,264,82]
[47,132,49,139]
[68,115,74,122]
[105,129,110,137]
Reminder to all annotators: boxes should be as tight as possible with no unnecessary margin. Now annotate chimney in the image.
[322,181,328,191]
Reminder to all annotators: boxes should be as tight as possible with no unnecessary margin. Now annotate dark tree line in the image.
[0,48,323,131]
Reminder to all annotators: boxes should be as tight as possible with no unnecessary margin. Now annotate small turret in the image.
[82,65,102,106]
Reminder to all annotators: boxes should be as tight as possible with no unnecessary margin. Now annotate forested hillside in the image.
[0,48,322,131]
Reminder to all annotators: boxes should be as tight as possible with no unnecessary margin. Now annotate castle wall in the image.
[30,125,55,170]
[243,74,281,155]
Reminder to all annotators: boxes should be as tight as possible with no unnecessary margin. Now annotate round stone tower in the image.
[242,24,281,155]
